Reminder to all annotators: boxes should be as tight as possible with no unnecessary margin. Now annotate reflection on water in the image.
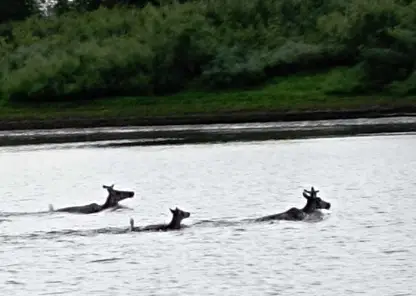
[0,133,415,295]
[1,116,416,147]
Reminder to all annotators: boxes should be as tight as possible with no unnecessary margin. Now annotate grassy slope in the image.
[0,68,415,122]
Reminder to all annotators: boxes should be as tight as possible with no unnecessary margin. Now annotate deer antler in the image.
[304,187,320,199]
[304,187,319,194]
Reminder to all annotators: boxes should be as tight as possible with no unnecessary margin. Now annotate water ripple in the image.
[89,257,122,263]
[0,133,415,296]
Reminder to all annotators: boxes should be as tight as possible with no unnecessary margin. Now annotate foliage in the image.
[1,0,416,102]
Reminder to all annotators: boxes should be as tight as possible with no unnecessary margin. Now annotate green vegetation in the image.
[2,69,415,122]
[1,0,416,122]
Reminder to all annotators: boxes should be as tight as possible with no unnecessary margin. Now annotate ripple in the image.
[0,211,50,217]
[5,280,24,285]
[89,257,122,263]
[1,133,416,295]
[382,249,410,255]
[0,227,131,242]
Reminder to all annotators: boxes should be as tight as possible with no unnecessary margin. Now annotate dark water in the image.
[1,116,416,147]
[1,133,415,295]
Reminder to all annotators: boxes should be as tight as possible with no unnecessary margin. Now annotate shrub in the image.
[1,0,416,101]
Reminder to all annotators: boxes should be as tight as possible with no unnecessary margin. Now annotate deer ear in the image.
[303,192,311,199]
[170,208,175,214]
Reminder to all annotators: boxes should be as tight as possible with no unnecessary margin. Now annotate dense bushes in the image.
[0,0,416,102]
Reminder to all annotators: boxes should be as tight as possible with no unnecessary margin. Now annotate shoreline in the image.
[1,114,415,147]
[0,106,416,131]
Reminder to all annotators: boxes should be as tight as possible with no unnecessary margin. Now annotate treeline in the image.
[1,0,416,102]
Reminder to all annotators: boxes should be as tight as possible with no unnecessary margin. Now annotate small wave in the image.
[1,212,332,243]
[107,205,133,212]
[0,227,131,242]
[5,280,25,285]
[382,249,410,255]
[303,211,330,223]
[0,210,50,218]
[0,205,132,217]
[185,213,331,229]
[89,257,122,263]
[44,280,63,284]
[192,219,245,228]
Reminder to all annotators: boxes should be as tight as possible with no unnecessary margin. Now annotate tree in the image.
[0,0,38,24]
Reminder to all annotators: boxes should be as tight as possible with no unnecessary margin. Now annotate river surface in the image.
[0,132,415,295]
[1,116,416,146]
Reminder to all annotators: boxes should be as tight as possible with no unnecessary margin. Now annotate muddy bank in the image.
[0,106,416,131]
[1,116,415,147]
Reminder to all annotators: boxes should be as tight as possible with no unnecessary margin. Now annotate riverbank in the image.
[1,69,416,130]
[1,106,416,131]
[2,1,416,129]
[1,116,416,147]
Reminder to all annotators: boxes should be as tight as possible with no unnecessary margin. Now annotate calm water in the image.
[1,133,415,295]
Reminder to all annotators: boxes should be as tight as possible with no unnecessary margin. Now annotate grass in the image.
[0,68,415,122]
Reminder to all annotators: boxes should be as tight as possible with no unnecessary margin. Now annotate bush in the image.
[388,69,416,96]
[1,0,416,101]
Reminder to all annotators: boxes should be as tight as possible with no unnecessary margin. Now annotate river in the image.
[0,129,415,295]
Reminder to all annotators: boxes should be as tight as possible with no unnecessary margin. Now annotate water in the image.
[1,116,416,147]
[1,133,415,295]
